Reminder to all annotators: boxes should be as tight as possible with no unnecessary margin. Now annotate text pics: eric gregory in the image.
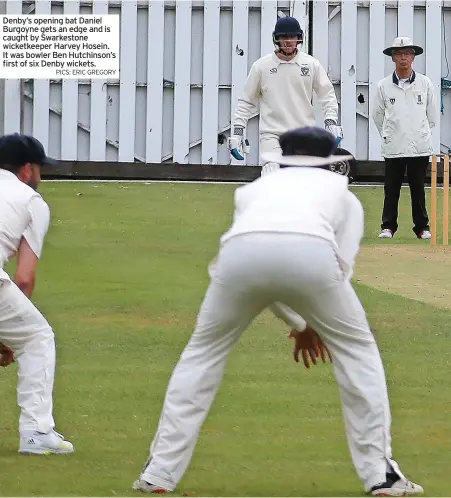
[1,14,120,79]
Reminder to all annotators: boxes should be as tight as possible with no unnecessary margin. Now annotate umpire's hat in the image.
[383,37,423,56]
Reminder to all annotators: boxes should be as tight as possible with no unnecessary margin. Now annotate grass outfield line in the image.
[1,183,450,497]
[42,179,442,189]
[41,178,447,189]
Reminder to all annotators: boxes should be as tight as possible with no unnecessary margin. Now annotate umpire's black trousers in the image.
[381,156,430,237]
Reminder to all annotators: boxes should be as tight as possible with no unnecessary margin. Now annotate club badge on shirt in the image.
[300,64,310,76]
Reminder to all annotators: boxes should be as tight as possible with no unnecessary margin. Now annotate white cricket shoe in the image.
[19,430,74,455]
[133,479,170,494]
[418,230,431,239]
[379,229,394,238]
[370,475,424,496]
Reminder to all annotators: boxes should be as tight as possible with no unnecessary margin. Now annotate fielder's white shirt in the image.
[232,51,339,137]
[221,166,363,277]
[0,169,50,282]
[215,167,364,331]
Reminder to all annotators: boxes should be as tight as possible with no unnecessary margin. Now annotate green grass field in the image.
[1,182,451,497]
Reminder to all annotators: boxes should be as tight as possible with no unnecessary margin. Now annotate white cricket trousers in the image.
[141,233,406,493]
[0,279,56,434]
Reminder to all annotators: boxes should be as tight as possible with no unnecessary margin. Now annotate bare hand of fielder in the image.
[288,326,332,368]
[0,342,15,368]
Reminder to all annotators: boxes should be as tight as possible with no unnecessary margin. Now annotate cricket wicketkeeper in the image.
[228,15,344,175]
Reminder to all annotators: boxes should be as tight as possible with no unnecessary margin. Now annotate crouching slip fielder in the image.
[133,127,422,497]
[0,134,74,455]
[228,16,343,176]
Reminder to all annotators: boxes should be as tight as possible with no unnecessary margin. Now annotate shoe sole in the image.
[372,494,420,497]
[372,489,423,497]
[19,448,74,455]
[132,480,168,494]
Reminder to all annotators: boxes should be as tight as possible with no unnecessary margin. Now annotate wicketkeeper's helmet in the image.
[272,16,304,46]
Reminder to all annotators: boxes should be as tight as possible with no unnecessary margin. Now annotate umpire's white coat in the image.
[372,71,437,158]
[0,169,56,435]
[140,167,409,493]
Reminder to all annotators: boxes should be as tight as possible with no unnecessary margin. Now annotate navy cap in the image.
[261,126,354,167]
[0,133,57,168]
[279,126,337,157]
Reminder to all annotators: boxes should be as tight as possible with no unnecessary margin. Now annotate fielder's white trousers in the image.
[141,233,406,493]
[0,279,56,434]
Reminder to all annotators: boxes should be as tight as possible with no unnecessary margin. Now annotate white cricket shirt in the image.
[220,166,364,280]
[232,51,339,137]
[210,166,364,332]
[0,169,50,281]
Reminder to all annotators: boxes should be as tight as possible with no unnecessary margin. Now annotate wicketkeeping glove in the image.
[325,119,343,147]
[228,126,250,161]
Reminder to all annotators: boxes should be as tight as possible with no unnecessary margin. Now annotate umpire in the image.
[372,37,438,239]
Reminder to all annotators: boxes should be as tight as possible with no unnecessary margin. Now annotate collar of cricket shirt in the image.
[393,70,416,86]
[272,51,303,66]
